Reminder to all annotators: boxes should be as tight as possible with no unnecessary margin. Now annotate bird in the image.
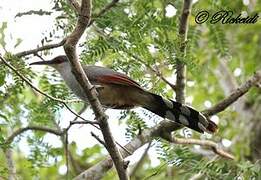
[30,55,217,134]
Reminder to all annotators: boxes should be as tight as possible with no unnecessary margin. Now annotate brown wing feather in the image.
[97,74,142,89]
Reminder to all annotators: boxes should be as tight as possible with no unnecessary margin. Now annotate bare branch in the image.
[161,135,234,160]
[3,125,63,145]
[63,0,128,179]
[2,120,99,146]
[202,70,261,116]
[63,103,97,124]
[91,132,107,147]
[15,9,52,18]
[175,0,193,103]
[15,39,66,58]
[72,103,88,121]
[74,120,233,179]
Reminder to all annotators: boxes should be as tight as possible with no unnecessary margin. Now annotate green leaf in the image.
[0,113,8,122]
[14,38,22,48]
[0,71,5,86]
[0,22,7,49]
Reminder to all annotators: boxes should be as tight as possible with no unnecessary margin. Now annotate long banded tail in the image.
[143,93,218,133]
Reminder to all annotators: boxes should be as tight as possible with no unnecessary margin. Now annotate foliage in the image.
[0,0,260,179]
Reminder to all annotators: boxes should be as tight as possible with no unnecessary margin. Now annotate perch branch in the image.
[63,0,128,179]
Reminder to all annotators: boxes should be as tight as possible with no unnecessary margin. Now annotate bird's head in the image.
[30,55,69,70]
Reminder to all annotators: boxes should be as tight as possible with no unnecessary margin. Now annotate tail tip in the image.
[206,121,218,134]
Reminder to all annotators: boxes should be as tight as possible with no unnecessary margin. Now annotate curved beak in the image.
[29,60,53,66]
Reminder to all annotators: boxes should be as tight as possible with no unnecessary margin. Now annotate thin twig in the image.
[162,135,234,160]
[2,120,99,146]
[91,132,107,148]
[63,103,97,124]
[3,126,63,145]
[15,39,66,58]
[15,9,52,18]
[72,103,88,121]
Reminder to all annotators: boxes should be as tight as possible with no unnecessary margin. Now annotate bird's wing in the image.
[83,65,142,89]
[96,74,142,89]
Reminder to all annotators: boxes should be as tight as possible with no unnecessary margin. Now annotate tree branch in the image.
[91,132,107,148]
[202,70,261,116]
[74,119,233,179]
[175,0,192,103]
[15,9,52,18]
[63,0,128,179]
[3,125,63,145]
[161,134,234,160]
[2,120,98,146]
[15,39,66,58]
